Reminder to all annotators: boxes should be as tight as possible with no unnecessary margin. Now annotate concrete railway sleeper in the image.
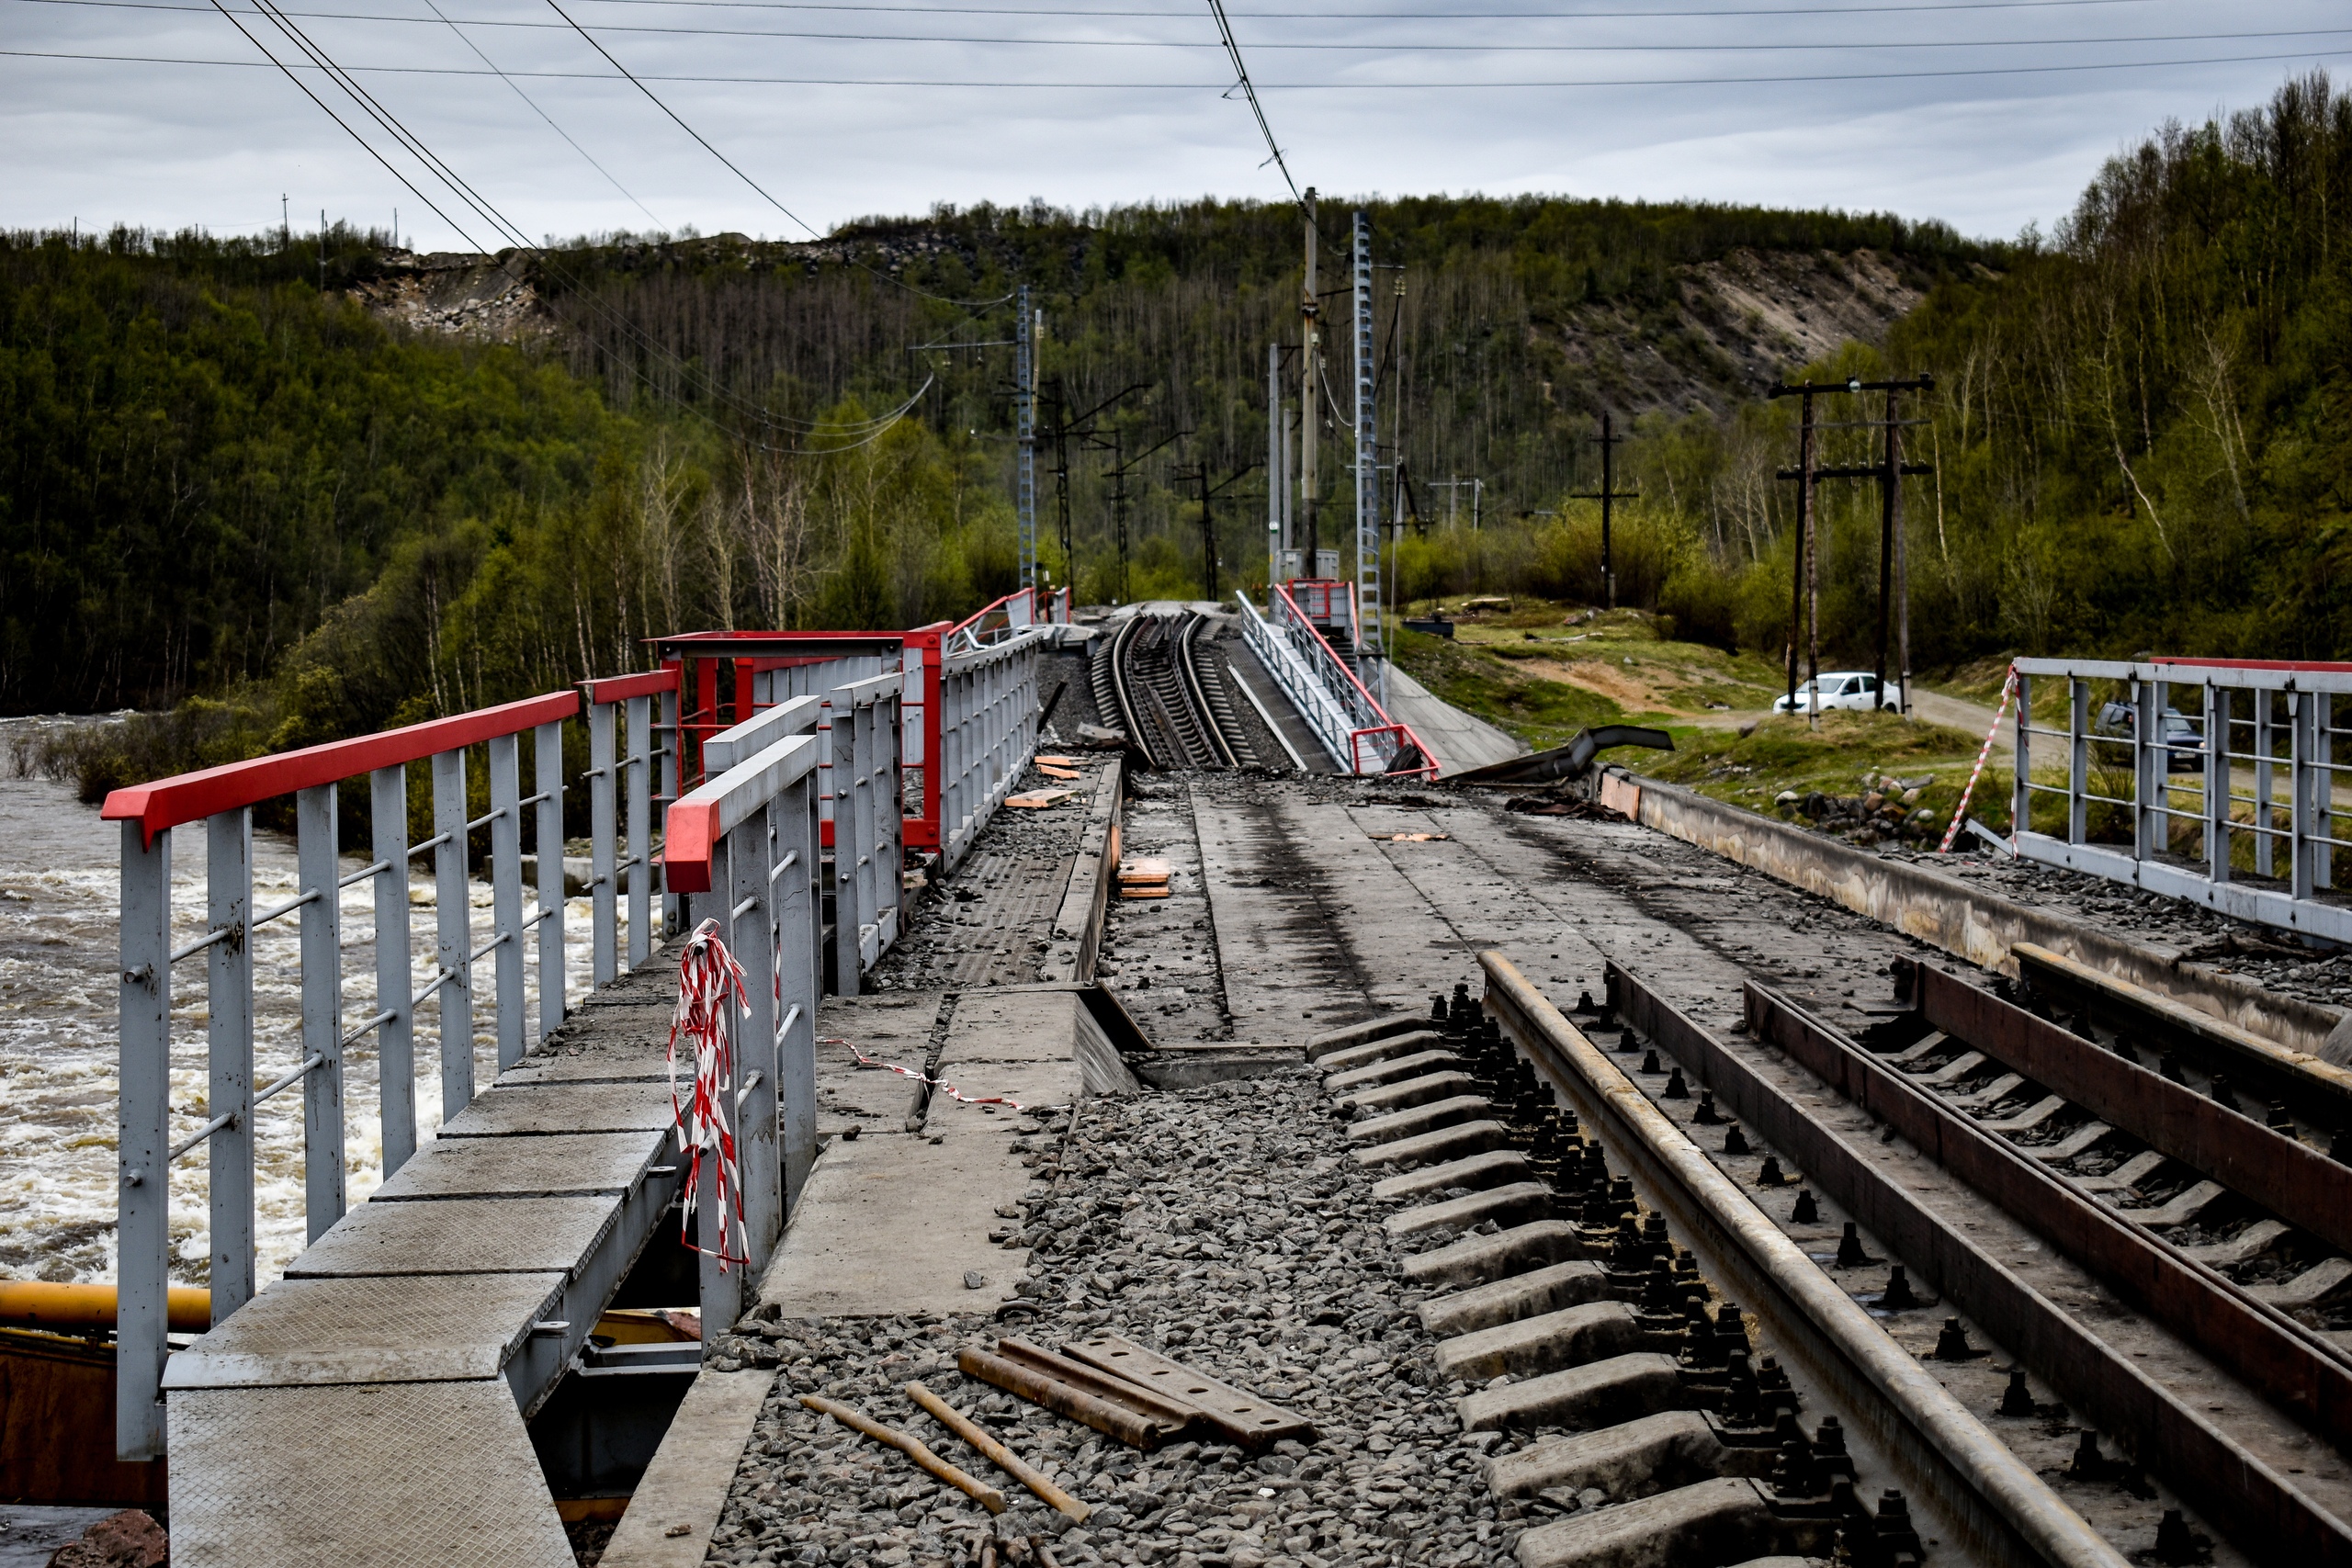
[1309,967,2126,1568]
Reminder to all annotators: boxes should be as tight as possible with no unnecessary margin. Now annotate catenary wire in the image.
[203,0,934,442]
[422,0,667,228]
[539,0,1014,307]
[22,0,2249,16]
[29,0,2346,49]
[17,42,2349,81]
[1205,0,1301,206]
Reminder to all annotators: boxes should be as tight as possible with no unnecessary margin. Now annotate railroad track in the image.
[1313,964,2135,1568]
[1092,611,1258,771]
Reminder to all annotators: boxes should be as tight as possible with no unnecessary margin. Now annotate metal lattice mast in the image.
[1352,209,1381,690]
[1267,342,1283,576]
[1015,285,1037,589]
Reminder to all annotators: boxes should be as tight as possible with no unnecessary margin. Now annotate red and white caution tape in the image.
[819,1036,1057,1113]
[670,918,751,1269]
[1939,667,2018,854]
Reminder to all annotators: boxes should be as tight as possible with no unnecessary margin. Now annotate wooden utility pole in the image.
[1568,410,1637,610]
[1770,374,1935,722]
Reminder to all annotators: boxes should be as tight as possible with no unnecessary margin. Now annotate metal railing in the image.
[1236,583,1440,778]
[658,716,824,1332]
[102,690,582,1460]
[2011,657,2352,943]
[582,670,678,979]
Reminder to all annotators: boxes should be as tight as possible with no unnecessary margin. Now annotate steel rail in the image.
[2010,942,2352,1132]
[1176,613,1240,769]
[1735,976,2352,1560]
[1104,615,1158,769]
[1480,953,2126,1568]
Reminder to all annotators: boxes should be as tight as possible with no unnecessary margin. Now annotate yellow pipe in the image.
[0,1280,211,1335]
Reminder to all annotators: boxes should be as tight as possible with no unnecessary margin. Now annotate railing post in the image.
[2317,693,2336,892]
[2067,679,2088,846]
[2293,688,2316,902]
[627,694,652,967]
[880,692,904,944]
[660,682,682,940]
[371,765,416,1176]
[730,810,780,1271]
[779,772,820,1207]
[2132,677,2156,863]
[207,807,255,1318]
[832,691,862,997]
[2206,684,2232,883]
[535,720,566,1041]
[2012,672,2031,838]
[697,827,741,1340]
[116,818,169,1462]
[432,749,474,1119]
[295,784,345,1241]
[488,734,526,1072]
[589,700,617,985]
[2253,688,2274,879]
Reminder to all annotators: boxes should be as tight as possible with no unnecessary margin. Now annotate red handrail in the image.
[1268,583,1442,776]
[582,669,681,703]
[101,691,581,846]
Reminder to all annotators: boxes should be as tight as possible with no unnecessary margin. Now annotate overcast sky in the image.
[5,0,2346,248]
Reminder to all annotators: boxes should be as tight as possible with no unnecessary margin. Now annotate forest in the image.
[3,71,2347,755]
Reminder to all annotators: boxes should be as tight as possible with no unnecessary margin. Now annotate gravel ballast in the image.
[700,1068,1553,1568]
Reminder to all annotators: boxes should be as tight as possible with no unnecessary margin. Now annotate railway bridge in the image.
[25,596,2352,1568]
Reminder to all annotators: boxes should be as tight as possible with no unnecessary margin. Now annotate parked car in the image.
[1772,671,1903,714]
[2094,701,2206,773]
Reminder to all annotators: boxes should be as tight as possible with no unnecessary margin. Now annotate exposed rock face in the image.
[1549,248,1927,417]
[345,250,546,341]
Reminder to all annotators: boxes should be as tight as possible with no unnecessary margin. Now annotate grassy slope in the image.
[1396,596,2011,833]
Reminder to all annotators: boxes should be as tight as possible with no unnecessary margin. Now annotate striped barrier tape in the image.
[671,918,751,1269]
[1939,666,2018,854]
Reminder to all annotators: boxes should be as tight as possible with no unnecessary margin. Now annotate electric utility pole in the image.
[1300,188,1320,572]
[1039,379,1148,596]
[1267,343,1285,573]
[1015,285,1037,590]
[1102,426,1187,604]
[1351,209,1382,692]
[1770,374,1935,722]
[1177,461,1259,602]
[1568,411,1637,610]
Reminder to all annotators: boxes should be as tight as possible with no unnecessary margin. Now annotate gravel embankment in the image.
[701,1072,1544,1568]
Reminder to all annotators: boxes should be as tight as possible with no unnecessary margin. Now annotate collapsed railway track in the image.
[1093,612,1259,771]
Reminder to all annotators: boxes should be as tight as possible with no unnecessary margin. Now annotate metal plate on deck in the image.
[285,1196,623,1279]
[167,1380,574,1568]
[371,1130,672,1200]
[161,1271,564,1389]
[438,1079,675,1137]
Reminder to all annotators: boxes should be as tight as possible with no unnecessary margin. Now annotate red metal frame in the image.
[649,632,906,790]
[582,668,679,704]
[901,622,951,851]
[101,691,581,846]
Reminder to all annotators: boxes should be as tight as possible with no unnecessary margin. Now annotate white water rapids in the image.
[0,741,631,1291]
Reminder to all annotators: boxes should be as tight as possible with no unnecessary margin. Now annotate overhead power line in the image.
[421,0,666,229]
[25,0,2238,15]
[1204,0,1301,205]
[28,0,2352,51]
[19,42,2351,83]
[190,0,932,446]
[41,0,2333,49]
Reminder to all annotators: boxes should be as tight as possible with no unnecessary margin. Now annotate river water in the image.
[0,743,629,1291]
